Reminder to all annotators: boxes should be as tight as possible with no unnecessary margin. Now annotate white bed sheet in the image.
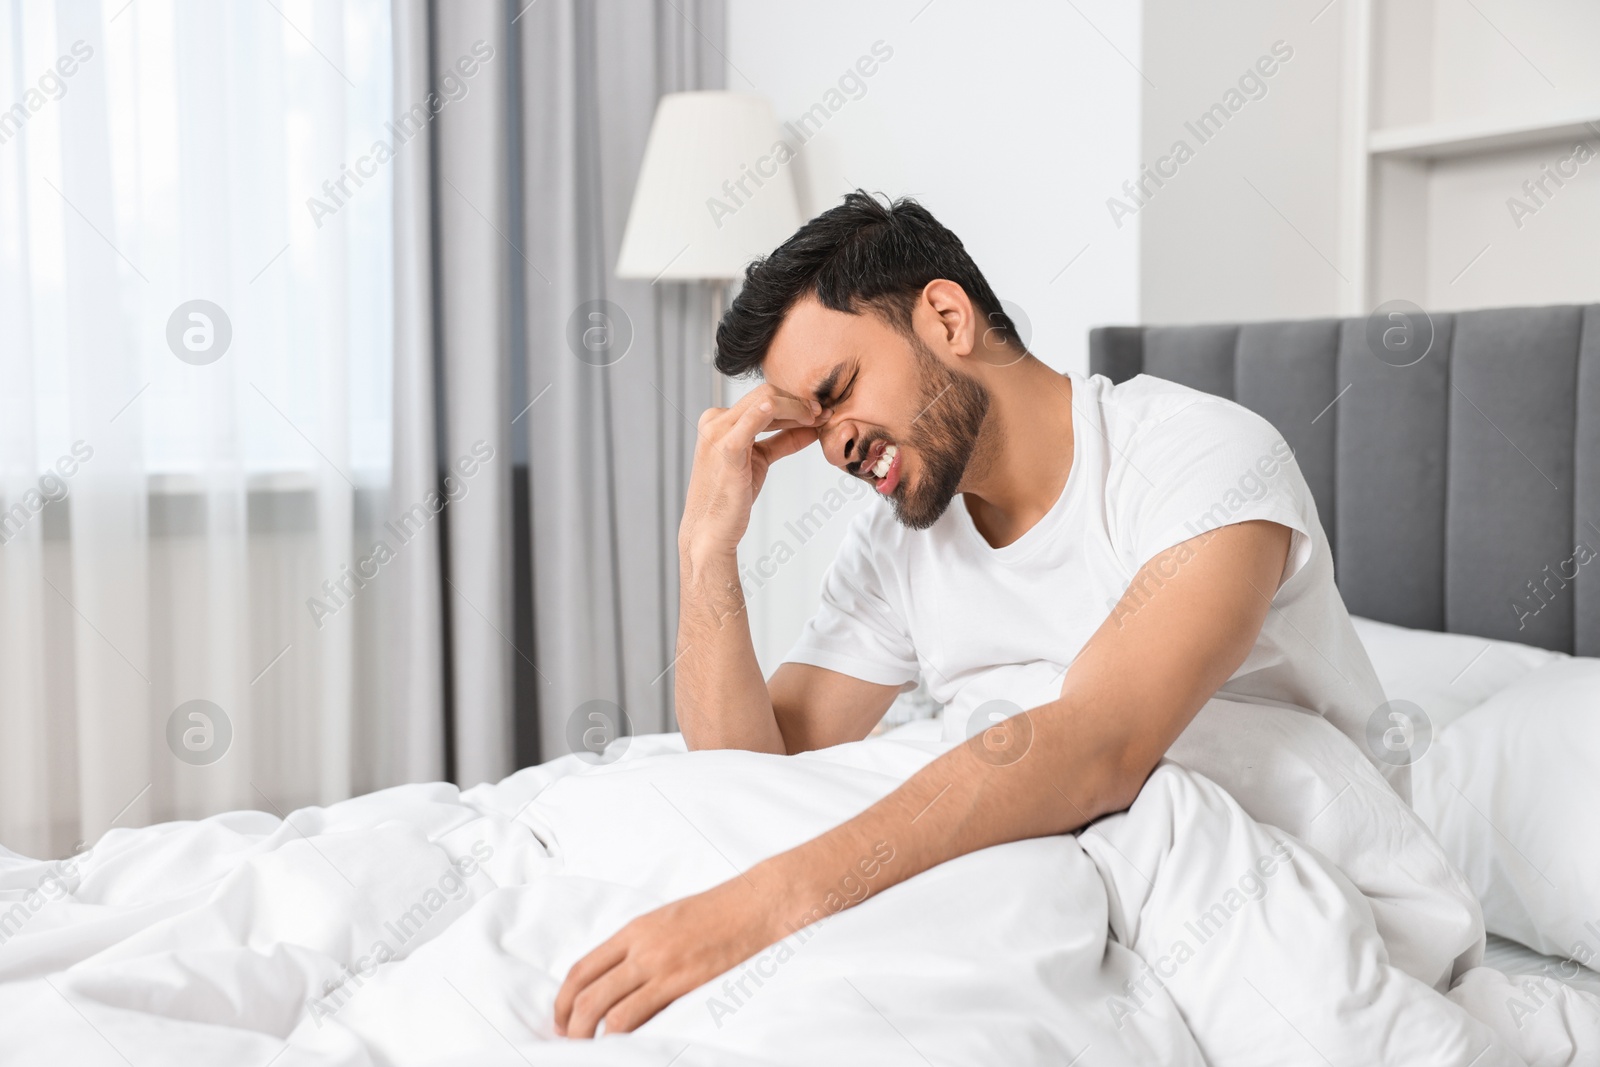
[4,694,1599,1065]
[1484,935,1600,998]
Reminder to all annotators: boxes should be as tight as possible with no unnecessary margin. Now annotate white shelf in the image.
[1369,101,1600,160]
[1353,0,1600,312]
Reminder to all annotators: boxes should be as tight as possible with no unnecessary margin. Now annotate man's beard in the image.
[887,338,991,530]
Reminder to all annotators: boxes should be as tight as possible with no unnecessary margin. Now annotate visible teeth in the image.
[871,444,897,479]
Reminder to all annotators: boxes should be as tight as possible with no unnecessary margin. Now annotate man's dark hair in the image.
[714,191,1022,379]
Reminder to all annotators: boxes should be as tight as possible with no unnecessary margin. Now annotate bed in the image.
[1092,303,1600,1045]
[2,304,1598,1065]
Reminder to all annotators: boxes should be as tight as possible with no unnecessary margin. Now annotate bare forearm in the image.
[754,697,1137,929]
[752,522,1289,928]
[554,524,1291,1038]
[675,545,786,753]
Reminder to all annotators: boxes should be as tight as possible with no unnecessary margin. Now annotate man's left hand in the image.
[554,873,786,1038]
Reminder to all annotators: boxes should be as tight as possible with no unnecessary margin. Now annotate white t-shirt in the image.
[783,371,1396,789]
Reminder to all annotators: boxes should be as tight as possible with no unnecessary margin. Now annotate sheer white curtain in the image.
[0,0,439,860]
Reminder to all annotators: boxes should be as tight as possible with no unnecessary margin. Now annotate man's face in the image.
[762,295,990,530]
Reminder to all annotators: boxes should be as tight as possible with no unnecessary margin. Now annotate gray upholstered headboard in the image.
[1089,304,1600,657]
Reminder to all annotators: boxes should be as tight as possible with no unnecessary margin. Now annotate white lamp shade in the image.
[616,92,802,281]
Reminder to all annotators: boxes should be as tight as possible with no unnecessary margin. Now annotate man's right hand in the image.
[672,383,898,755]
[678,384,829,557]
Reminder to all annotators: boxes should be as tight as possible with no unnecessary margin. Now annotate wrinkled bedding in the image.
[2,700,1596,1066]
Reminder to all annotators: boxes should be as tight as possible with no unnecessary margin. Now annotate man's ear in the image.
[919,279,977,358]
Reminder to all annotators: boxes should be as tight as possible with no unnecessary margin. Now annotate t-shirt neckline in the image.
[953,372,1083,566]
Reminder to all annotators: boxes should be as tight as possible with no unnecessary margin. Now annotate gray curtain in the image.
[382,0,449,792]
[393,0,724,784]
[523,0,724,762]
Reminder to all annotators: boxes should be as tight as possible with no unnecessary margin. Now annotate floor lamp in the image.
[615,92,802,409]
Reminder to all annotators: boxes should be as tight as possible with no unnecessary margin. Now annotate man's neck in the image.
[958,354,1075,550]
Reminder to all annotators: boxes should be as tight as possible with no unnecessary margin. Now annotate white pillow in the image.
[1410,657,1600,957]
[1349,615,1567,730]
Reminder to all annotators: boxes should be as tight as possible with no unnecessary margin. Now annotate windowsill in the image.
[145,470,386,495]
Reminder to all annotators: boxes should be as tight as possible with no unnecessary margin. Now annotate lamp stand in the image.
[706,279,726,410]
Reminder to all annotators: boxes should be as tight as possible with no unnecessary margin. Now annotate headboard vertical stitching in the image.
[1331,322,1341,579]
[1440,315,1454,637]
[1582,309,1600,657]
[1570,309,1587,648]
[1230,327,1244,421]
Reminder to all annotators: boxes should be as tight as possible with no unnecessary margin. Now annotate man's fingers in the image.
[724,398,784,455]
[766,394,821,426]
[564,959,647,1040]
[601,983,672,1035]
[727,387,820,429]
[754,427,819,465]
[698,387,822,460]
[554,938,627,1033]
[759,415,827,431]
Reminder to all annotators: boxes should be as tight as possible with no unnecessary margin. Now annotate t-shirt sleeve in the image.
[1112,395,1317,589]
[781,511,921,689]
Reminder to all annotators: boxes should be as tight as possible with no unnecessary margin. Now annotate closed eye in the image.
[828,371,859,408]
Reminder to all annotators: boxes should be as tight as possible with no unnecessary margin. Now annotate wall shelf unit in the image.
[1343,0,1600,315]
[1369,102,1600,161]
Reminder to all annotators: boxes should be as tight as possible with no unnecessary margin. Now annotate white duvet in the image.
[2,700,1597,1066]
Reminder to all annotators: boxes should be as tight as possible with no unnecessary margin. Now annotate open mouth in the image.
[857,441,903,496]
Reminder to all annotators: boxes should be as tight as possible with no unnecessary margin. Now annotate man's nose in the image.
[817,419,861,470]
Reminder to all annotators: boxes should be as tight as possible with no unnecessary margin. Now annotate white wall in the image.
[723,0,1143,673]
[719,2,1599,680]
[1138,0,1353,324]
[1140,0,1600,323]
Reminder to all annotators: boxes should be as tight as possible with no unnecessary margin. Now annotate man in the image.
[554,192,1413,1037]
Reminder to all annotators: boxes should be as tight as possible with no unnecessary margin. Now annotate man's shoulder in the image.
[1097,373,1285,455]
[1100,372,1245,425]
